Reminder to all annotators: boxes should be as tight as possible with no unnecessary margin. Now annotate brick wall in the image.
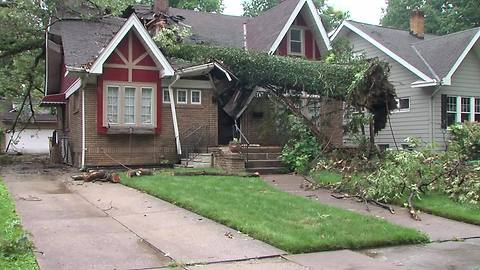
[68,82,218,167]
[212,147,245,173]
[240,97,344,147]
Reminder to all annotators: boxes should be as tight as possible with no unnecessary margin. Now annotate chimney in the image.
[153,0,169,14]
[410,10,425,39]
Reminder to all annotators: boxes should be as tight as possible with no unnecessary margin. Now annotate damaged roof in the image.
[49,17,126,70]
[334,20,480,83]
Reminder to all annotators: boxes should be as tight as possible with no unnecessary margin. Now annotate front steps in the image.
[178,153,213,168]
[244,146,289,174]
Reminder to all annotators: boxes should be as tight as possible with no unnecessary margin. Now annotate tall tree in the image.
[241,0,349,31]
[138,0,223,13]
[381,0,480,35]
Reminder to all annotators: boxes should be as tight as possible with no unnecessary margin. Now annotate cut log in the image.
[84,171,107,182]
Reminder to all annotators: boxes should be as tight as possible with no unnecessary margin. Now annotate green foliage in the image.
[153,25,192,51]
[0,178,37,269]
[381,0,480,35]
[448,123,480,160]
[361,139,442,203]
[139,0,223,12]
[281,115,321,173]
[162,44,396,135]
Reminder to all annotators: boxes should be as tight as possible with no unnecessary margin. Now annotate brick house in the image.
[41,0,339,169]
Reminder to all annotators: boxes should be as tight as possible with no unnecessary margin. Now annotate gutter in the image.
[80,76,88,171]
[168,75,182,155]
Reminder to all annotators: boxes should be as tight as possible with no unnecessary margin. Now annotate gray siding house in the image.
[332,12,480,150]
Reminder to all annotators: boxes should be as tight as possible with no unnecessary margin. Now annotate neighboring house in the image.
[1,111,57,155]
[332,11,480,150]
[41,0,337,168]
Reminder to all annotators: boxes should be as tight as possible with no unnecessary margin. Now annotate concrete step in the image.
[243,146,283,153]
[246,159,283,168]
[245,152,282,160]
[246,167,290,175]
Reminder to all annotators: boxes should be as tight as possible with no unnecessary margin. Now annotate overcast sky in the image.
[223,0,387,25]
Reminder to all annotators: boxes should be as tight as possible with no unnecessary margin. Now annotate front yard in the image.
[122,171,428,253]
[0,177,38,270]
[312,170,480,225]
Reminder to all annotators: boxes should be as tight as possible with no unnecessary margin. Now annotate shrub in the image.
[448,123,480,160]
[281,115,322,173]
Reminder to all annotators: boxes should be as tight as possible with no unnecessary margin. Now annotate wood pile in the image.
[71,170,120,183]
[71,168,153,183]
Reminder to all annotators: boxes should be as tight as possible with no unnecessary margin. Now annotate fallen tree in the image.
[161,43,397,149]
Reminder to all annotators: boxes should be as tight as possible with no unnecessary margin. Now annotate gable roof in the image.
[50,14,174,77]
[331,20,480,85]
[49,17,127,71]
[246,0,301,51]
[414,28,480,84]
[136,0,331,53]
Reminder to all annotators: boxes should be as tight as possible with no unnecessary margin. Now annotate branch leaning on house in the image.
[5,49,44,153]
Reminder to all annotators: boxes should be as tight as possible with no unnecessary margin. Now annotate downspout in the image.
[430,84,442,145]
[80,76,88,171]
[168,75,182,155]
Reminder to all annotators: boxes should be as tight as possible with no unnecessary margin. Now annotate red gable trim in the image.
[97,30,163,134]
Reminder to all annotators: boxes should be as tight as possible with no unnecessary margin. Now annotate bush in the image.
[281,115,322,173]
[448,123,480,160]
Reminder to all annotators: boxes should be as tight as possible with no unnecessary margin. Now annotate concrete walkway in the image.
[262,174,480,241]
[2,164,480,270]
[1,165,285,270]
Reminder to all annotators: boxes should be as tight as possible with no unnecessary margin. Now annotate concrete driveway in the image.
[2,164,480,270]
[1,165,284,270]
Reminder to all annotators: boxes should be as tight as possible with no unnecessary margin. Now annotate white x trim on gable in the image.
[88,14,174,77]
[331,21,435,84]
[442,29,480,85]
[268,0,332,54]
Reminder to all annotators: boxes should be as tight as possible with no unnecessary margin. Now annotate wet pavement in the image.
[1,163,479,270]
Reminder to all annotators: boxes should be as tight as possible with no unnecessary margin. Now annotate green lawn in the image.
[310,170,343,186]
[0,178,38,270]
[413,192,480,225]
[312,170,480,226]
[122,172,427,253]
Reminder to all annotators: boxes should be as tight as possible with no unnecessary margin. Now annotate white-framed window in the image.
[163,88,170,103]
[475,98,480,122]
[191,90,201,104]
[288,28,304,56]
[446,96,457,127]
[177,89,187,104]
[106,86,119,124]
[394,97,410,112]
[141,87,153,124]
[104,83,156,127]
[446,96,480,127]
[124,87,136,124]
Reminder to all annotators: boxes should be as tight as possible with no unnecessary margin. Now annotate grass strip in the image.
[122,173,428,253]
[0,177,38,270]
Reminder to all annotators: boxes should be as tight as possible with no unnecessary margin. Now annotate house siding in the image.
[347,31,433,148]
[432,44,480,150]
